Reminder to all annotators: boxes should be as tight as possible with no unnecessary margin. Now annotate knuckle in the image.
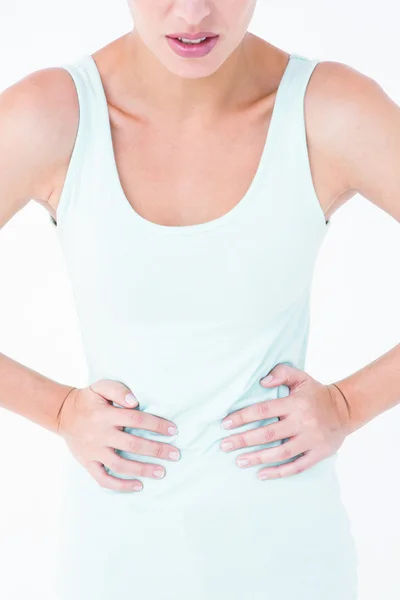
[108,458,122,473]
[286,395,296,411]
[118,458,145,477]
[297,396,311,412]
[254,453,264,465]
[115,480,128,492]
[82,430,95,447]
[236,411,245,426]
[262,425,276,443]
[306,416,318,429]
[109,476,128,492]
[290,417,302,436]
[89,407,103,424]
[256,401,270,418]
[127,436,139,453]
[154,418,165,434]
[294,463,305,475]
[129,409,144,427]
[153,443,164,459]
[95,472,110,489]
[237,433,247,448]
[280,445,293,460]
[314,429,326,445]
[140,463,154,478]
[133,461,147,477]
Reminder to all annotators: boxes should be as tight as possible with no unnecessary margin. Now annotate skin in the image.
[0,0,399,490]
[44,0,357,229]
[125,0,259,106]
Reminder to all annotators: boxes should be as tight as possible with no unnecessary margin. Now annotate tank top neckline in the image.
[84,52,298,236]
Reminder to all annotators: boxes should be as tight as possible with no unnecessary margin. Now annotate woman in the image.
[1,1,399,599]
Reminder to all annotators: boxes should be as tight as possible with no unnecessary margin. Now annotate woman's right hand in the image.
[57,379,180,493]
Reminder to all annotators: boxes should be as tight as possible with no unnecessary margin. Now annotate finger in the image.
[259,363,306,390]
[221,396,291,430]
[220,419,297,452]
[108,430,181,462]
[233,437,306,469]
[87,460,143,492]
[108,404,178,436]
[256,450,319,480]
[89,378,140,409]
[102,448,167,480]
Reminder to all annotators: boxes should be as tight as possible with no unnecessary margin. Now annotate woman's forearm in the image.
[328,342,400,434]
[0,351,76,435]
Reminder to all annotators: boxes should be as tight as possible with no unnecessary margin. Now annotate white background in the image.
[0,0,399,598]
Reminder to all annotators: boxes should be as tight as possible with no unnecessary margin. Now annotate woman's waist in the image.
[62,434,339,514]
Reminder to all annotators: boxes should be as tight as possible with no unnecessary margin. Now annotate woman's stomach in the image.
[60,397,340,514]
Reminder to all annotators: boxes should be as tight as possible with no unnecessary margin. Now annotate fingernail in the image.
[153,468,165,478]
[168,451,180,461]
[237,458,249,467]
[125,393,138,406]
[168,426,178,435]
[220,441,234,451]
[222,420,233,429]
[260,375,273,384]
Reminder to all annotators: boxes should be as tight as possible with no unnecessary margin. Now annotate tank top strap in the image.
[55,54,110,228]
[265,53,330,231]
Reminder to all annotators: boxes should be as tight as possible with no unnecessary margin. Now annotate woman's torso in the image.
[48,35,351,510]
[44,36,359,599]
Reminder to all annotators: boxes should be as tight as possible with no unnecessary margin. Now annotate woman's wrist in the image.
[326,382,354,435]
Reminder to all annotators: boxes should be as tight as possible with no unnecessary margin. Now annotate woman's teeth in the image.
[178,37,207,44]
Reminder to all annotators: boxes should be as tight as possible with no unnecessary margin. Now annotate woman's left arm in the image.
[220,63,399,478]
[323,62,400,432]
[328,343,400,434]
[314,60,400,223]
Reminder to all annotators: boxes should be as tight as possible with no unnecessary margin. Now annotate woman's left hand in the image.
[219,363,352,480]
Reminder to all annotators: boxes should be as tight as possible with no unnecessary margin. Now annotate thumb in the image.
[89,378,139,408]
[259,363,300,389]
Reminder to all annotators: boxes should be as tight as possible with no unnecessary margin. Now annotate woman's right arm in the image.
[0,67,78,435]
[0,352,76,435]
[0,72,181,492]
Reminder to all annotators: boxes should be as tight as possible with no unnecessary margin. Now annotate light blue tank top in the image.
[55,53,333,507]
